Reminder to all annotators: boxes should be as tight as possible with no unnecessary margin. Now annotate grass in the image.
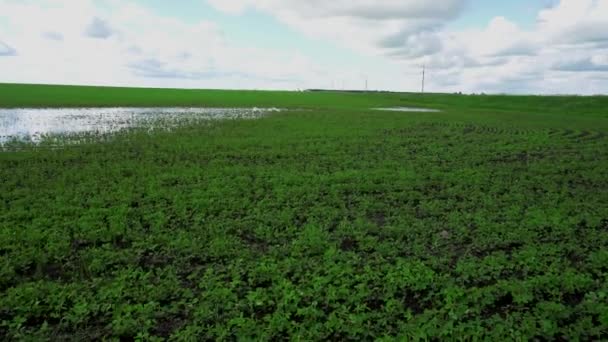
[1,83,608,340]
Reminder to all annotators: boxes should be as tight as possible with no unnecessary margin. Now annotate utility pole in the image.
[421,64,426,93]
[365,76,368,92]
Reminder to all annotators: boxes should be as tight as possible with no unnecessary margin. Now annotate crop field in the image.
[1,83,608,340]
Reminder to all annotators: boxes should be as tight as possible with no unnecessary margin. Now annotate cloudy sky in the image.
[1,0,607,94]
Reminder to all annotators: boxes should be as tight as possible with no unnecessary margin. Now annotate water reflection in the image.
[0,107,281,144]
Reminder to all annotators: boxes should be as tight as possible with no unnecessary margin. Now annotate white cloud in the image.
[421,0,608,93]
[553,56,608,72]
[0,41,17,56]
[538,0,608,45]
[42,31,64,41]
[208,0,465,19]
[207,0,465,55]
[0,0,329,89]
[85,17,113,39]
[469,17,537,57]
[205,0,608,93]
[0,0,607,93]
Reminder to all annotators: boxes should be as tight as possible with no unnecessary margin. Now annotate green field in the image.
[1,83,608,340]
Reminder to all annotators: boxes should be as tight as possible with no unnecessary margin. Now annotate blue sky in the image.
[450,0,554,29]
[1,0,607,93]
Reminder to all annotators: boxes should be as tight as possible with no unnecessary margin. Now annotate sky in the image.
[1,0,607,94]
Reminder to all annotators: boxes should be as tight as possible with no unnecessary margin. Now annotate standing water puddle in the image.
[373,107,441,113]
[0,107,281,144]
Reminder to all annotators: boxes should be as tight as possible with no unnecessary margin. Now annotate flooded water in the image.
[373,107,441,113]
[0,107,281,144]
